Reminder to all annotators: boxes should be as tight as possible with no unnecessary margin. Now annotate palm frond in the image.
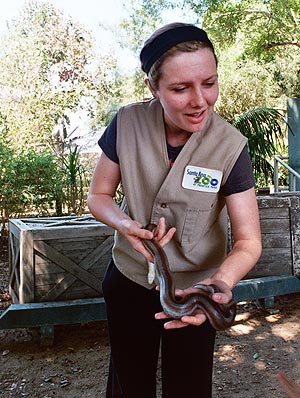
[233,107,288,184]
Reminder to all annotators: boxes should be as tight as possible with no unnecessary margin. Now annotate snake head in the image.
[144,223,158,233]
[192,283,219,297]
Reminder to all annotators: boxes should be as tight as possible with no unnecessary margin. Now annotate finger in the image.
[181,313,207,326]
[151,218,176,247]
[173,288,186,297]
[174,286,202,297]
[212,292,232,304]
[137,227,154,240]
[155,311,171,320]
[157,227,177,247]
[154,217,166,240]
[163,319,190,329]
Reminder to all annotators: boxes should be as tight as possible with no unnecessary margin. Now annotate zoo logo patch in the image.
[182,165,222,193]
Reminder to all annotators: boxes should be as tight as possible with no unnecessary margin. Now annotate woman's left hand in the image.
[155,279,233,329]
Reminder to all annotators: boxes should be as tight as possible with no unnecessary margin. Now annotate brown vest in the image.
[113,99,247,289]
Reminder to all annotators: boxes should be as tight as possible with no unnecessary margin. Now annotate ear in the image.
[144,78,157,99]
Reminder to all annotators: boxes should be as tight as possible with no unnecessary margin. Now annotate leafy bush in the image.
[0,144,65,229]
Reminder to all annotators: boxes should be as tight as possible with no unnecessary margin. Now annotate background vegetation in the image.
[0,0,299,227]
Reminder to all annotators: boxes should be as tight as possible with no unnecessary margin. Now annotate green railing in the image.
[273,155,300,192]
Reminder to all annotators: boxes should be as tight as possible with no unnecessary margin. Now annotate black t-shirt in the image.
[98,113,255,196]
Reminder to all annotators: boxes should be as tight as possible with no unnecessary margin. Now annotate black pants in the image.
[102,260,216,398]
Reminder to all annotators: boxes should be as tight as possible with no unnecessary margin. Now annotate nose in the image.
[190,87,206,108]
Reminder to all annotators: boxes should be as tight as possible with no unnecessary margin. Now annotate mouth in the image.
[185,110,205,122]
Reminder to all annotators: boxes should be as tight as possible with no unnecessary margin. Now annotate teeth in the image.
[189,111,203,116]
[189,112,202,117]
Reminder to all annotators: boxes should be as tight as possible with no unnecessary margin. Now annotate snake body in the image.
[143,225,237,331]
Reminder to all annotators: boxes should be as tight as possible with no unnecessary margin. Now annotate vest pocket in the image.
[180,203,216,245]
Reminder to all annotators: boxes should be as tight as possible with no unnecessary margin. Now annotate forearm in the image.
[87,192,131,233]
[210,238,262,289]
[210,188,262,290]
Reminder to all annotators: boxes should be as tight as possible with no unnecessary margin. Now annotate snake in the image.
[142,224,237,331]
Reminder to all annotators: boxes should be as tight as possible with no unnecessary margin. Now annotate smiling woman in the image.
[87,22,261,398]
[145,48,219,145]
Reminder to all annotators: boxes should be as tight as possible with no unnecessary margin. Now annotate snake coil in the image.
[143,224,236,331]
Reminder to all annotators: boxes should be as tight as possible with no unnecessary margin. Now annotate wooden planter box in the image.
[229,195,300,279]
[8,216,114,304]
[8,195,300,308]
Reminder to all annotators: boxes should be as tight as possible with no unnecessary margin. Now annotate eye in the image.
[173,86,187,92]
[204,78,218,87]
[205,81,216,87]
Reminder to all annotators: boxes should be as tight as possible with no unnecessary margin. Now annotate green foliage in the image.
[216,56,283,122]
[192,0,300,97]
[233,107,287,185]
[58,144,87,215]
[0,0,96,149]
[120,0,166,53]
[0,1,121,221]
[91,63,141,129]
[0,144,65,228]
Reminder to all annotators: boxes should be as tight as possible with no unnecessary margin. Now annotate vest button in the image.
[161,203,167,208]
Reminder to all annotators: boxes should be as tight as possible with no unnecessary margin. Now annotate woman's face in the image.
[151,48,219,136]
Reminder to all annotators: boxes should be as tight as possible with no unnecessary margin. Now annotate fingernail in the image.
[214,294,221,301]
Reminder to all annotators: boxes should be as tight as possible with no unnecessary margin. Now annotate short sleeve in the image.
[98,113,119,164]
[221,145,255,196]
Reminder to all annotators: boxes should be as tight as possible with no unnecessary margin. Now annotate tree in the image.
[0,1,124,219]
[185,0,300,97]
[0,1,97,149]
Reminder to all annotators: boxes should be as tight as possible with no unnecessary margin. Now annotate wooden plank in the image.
[35,283,101,301]
[259,218,290,233]
[0,298,107,329]
[34,249,111,277]
[233,275,300,302]
[8,234,21,299]
[19,229,35,303]
[255,247,292,263]
[261,233,290,248]
[35,259,68,275]
[34,261,111,300]
[35,272,66,286]
[33,235,113,275]
[38,236,113,301]
[34,240,102,294]
[246,263,293,278]
[257,196,291,208]
[8,221,22,240]
[258,207,289,219]
[35,263,105,286]
[33,225,114,241]
[290,197,300,276]
[9,288,19,304]
[8,217,114,303]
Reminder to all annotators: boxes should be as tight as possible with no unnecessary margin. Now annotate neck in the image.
[165,125,192,147]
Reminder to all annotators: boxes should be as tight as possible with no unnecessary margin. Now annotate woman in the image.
[88,22,262,398]
[277,372,300,398]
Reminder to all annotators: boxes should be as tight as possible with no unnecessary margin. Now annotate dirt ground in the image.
[1,236,300,398]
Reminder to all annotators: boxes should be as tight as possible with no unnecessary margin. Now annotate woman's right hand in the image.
[118,217,176,262]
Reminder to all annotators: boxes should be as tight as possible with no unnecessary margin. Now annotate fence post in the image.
[288,98,300,191]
